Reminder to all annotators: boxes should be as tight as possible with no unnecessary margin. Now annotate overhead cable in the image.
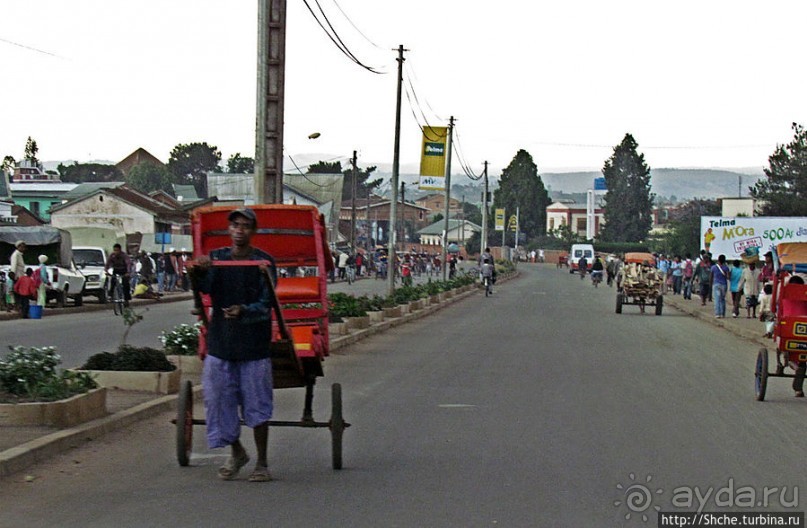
[301,0,385,74]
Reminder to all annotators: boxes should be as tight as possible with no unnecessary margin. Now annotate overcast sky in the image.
[2,1,806,176]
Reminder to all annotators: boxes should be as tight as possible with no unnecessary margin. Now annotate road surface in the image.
[0,264,802,527]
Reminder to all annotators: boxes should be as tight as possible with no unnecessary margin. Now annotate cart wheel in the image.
[330,383,345,470]
[655,295,664,316]
[615,294,623,314]
[755,348,769,402]
[176,380,193,466]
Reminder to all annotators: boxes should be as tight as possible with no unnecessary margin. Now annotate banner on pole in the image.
[494,209,505,231]
[418,126,448,190]
[508,215,518,232]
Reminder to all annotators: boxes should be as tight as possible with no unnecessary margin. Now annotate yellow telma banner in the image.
[418,126,448,190]
[494,209,505,231]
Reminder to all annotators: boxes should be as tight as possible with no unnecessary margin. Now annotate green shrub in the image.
[81,345,176,372]
[328,292,367,319]
[160,322,202,356]
[0,346,97,402]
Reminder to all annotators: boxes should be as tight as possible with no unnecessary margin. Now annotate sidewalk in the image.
[662,291,770,348]
[0,290,194,322]
[0,278,497,479]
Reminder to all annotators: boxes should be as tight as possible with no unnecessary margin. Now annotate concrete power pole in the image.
[481,161,489,252]
[254,0,286,204]
[350,150,358,250]
[400,181,406,252]
[387,45,406,297]
[441,116,455,281]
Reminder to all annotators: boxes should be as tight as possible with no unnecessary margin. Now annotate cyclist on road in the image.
[105,243,132,306]
[481,257,495,295]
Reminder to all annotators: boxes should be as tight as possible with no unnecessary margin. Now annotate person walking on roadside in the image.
[190,208,278,482]
[740,260,760,319]
[10,240,26,311]
[696,253,712,306]
[759,251,775,285]
[682,253,695,300]
[729,259,744,318]
[657,254,670,294]
[711,254,730,318]
[164,249,177,292]
[36,254,51,307]
[670,256,683,295]
[13,268,37,319]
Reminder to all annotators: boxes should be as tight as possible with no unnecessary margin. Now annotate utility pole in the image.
[400,181,406,252]
[481,161,489,252]
[350,150,357,250]
[254,0,286,204]
[461,194,465,245]
[441,116,455,280]
[387,45,406,297]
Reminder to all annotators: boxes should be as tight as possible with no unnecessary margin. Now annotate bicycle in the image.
[108,272,126,315]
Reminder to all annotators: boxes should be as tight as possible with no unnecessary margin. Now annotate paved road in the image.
[1,264,803,527]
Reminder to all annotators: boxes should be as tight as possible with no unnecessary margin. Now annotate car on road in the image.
[73,246,109,303]
[0,226,86,307]
[569,243,595,274]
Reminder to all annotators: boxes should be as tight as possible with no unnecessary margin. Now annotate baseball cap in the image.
[228,208,257,227]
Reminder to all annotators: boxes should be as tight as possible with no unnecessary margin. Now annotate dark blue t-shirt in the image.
[199,247,277,361]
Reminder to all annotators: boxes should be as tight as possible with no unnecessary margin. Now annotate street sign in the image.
[508,215,518,231]
[494,209,505,231]
[594,177,606,191]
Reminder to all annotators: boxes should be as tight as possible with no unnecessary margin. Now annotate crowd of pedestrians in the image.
[327,249,458,285]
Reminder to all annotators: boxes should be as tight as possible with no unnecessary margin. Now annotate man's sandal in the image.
[218,451,249,480]
[248,466,272,482]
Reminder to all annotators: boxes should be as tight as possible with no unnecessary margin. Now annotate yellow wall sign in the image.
[494,209,505,231]
[418,126,448,191]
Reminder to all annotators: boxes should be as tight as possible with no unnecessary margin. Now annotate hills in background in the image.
[42,157,766,204]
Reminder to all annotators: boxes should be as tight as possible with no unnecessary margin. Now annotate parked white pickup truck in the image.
[73,246,108,303]
[0,226,86,307]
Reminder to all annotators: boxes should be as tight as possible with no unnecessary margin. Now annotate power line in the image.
[405,60,445,121]
[453,126,482,180]
[0,36,67,60]
[329,0,384,50]
[287,154,348,188]
[301,0,385,74]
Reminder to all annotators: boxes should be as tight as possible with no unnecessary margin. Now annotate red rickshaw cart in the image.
[755,242,807,401]
[174,205,349,468]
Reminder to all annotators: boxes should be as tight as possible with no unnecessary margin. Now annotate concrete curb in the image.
[0,385,203,478]
[0,273,520,478]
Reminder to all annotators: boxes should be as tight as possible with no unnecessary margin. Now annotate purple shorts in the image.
[202,356,273,449]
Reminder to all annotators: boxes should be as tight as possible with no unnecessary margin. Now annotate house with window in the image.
[546,200,605,238]
[49,184,192,251]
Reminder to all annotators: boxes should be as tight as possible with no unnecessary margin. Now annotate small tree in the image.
[127,162,176,194]
[227,153,254,174]
[24,137,39,166]
[167,142,222,198]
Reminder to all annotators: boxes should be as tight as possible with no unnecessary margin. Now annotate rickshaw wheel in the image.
[615,294,623,314]
[330,383,344,470]
[755,348,769,402]
[176,380,194,466]
[655,295,664,316]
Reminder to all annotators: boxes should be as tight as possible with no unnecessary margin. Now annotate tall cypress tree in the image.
[491,149,551,242]
[599,134,654,243]
[751,122,807,216]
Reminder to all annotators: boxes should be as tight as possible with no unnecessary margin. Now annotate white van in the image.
[569,244,595,273]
